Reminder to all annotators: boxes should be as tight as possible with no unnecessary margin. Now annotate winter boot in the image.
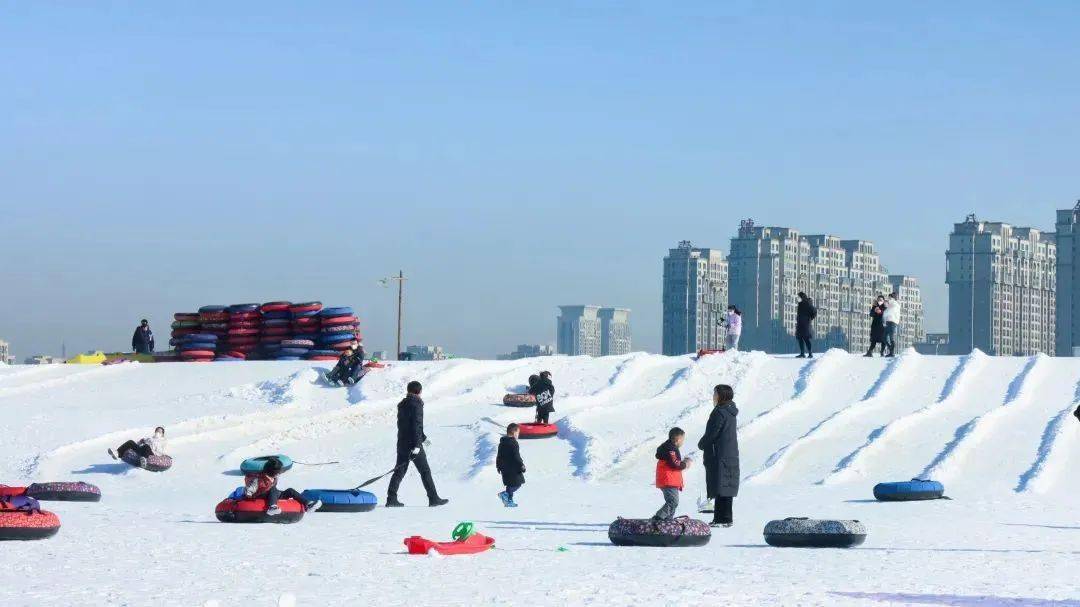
[304,500,322,512]
[385,497,405,508]
[266,505,281,516]
[498,491,510,507]
[507,499,518,508]
[107,449,118,461]
[429,497,449,507]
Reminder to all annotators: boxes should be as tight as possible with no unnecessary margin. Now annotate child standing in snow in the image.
[530,371,555,424]
[653,427,692,520]
[496,423,525,507]
[243,457,320,515]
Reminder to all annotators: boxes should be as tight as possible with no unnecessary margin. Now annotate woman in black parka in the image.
[698,384,740,527]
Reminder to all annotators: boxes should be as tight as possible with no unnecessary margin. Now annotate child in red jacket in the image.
[653,427,692,521]
[243,457,320,515]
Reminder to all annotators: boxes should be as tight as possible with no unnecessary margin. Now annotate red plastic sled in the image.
[518,422,558,439]
[404,533,495,555]
[696,348,725,359]
[364,361,386,369]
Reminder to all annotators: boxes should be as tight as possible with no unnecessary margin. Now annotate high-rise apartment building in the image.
[662,241,728,355]
[498,344,556,360]
[598,308,632,356]
[1055,201,1080,356]
[557,305,632,356]
[0,339,10,365]
[889,274,926,351]
[727,220,923,353]
[405,345,447,361]
[946,215,1056,356]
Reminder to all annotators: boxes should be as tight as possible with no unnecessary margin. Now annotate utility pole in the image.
[380,271,407,360]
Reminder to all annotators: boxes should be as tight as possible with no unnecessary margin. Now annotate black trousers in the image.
[386,447,438,501]
[265,487,305,508]
[535,409,550,424]
[797,336,813,356]
[713,496,734,524]
[867,338,885,355]
[117,440,153,458]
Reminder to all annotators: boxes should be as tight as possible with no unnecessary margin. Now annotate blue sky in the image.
[2,1,1078,359]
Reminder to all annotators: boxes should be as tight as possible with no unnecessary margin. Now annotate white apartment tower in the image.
[662,241,729,355]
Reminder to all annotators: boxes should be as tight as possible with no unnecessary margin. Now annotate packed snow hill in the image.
[1,350,1079,606]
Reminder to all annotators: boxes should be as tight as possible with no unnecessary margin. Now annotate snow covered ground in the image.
[1,350,1078,606]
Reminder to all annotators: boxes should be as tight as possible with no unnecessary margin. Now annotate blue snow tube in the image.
[306,350,339,357]
[873,479,945,502]
[300,489,378,513]
[228,303,260,312]
[180,342,218,351]
[319,307,354,317]
[182,333,219,342]
[262,311,292,320]
[319,332,355,344]
[292,309,320,318]
[292,333,320,342]
[240,455,293,474]
[278,347,310,357]
[276,356,302,361]
[198,305,228,313]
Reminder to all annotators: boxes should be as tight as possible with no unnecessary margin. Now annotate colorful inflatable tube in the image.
[215,498,304,524]
[763,518,867,548]
[608,516,711,547]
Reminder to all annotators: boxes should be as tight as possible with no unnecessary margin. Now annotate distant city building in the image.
[727,220,923,354]
[557,305,632,356]
[662,241,728,355]
[405,345,447,361]
[598,308,632,355]
[498,344,556,361]
[914,333,950,355]
[24,355,60,365]
[1055,201,1080,356]
[0,340,10,365]
[947,215,1055,356]
[371,350,390,361]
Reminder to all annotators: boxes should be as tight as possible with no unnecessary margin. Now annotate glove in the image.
[410,447,421,458]
[1074,405,1080,422]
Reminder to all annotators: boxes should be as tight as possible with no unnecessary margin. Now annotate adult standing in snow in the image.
[530,370,555,424]
[698,384,739,527]
[131,319,154,354]
[883,292,903,357]
[724,305,742,351]
[795,292,816,358]
[865,295,887,357]
[386,381,449,508]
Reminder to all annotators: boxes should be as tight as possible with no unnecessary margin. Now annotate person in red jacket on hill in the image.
[653,427,693,521]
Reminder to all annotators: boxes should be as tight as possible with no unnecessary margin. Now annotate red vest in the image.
[655,451,684,490]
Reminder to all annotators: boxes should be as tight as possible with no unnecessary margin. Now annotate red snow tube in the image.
[214,498,304,524]
[228,328,259,336]
[696,348,725,358]
[320,316,358,325]
[289,303,322,314]
[404,533,495,555]
[180,350,216,359]
[309,356,338,361]
[518,422,558,439]
[364,361,386,369]
[0,486,26,498]
[0,509,61,541]
[260,302,292,312]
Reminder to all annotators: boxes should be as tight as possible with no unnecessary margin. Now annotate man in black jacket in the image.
[131,319,154,354]
[529,371,555,424]
[496,423,525,507]
[386,381,449,508]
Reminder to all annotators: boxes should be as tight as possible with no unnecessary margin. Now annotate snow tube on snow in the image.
[25,482,101,502]
[873,478,945,502]
[404,533,495,555]
[608,516,711,547]
[517,422,557,439]
[763,518,867,548]
[300,489,377,512]
[0,486,26,498]
[502,394,536,407]
[240,455,293,474]
[0,498,61,541]
[120,450,173,472]
[215,498,304,523]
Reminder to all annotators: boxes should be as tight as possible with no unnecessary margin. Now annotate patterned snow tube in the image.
[608,516,711,547]
[873,479,945,502]
[278,348,310,357]
[517,422,558,439]
[120,450,173,472]
[502,394,536,407]
[25,482,101,502]
[240,455,293,474]
[319,315,358,326]
[763,518,867,548]
[280,339,315,348]
[215,498,304,524]
[319,307,354,317]
[300,489,378,513]
[319,332,356,344]
[0,506,61,541]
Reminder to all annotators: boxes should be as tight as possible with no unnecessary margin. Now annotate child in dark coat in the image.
[496,423,526,507]
[653,427,692,520]
[242,457,321,515]
[529,371,555,424]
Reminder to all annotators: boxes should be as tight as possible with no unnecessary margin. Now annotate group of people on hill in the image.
[790,290,904,358]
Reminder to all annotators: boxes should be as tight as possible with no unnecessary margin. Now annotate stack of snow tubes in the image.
[259,301,293,359]
[162,312,202,361]
[177,332,218,362]
[318,306,361,353]
[220,303,261,360]
[276,302,322,360]
[198,306,230,353]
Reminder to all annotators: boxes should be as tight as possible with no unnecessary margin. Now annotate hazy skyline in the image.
[3,2,1079,359]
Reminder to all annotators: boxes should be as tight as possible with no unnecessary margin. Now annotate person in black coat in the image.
[795,292,816,358]
[865,295,886,357]
[529,371,555,424]
[131,319,154,354]
[698,384,739,527]
[385,381,448,507]
[496,423,526,507]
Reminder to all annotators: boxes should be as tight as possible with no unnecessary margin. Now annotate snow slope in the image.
[1,350,1079,606]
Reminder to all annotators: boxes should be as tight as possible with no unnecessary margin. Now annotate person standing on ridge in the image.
[386,381,449,508]
[883,292,903,357]
[866,295,887,357]
[795,292,816,358]
[530,370,555,424]
[698,384,739,528]
[131,319,154,354]
[724,305,742,352]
